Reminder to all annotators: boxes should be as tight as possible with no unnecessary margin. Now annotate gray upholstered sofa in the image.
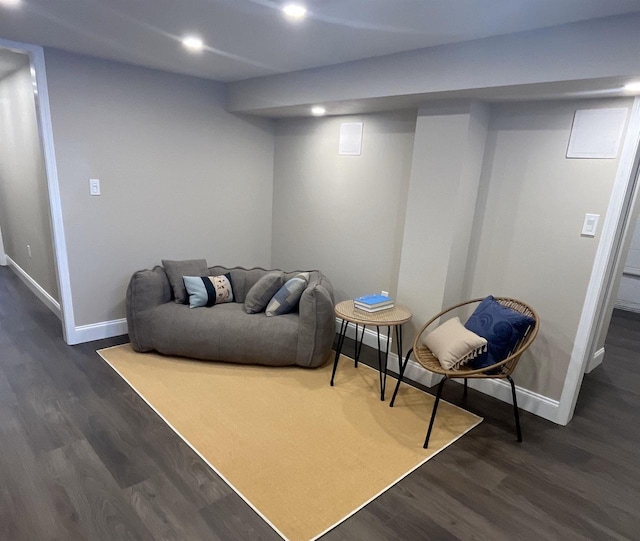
[126,265,336,368]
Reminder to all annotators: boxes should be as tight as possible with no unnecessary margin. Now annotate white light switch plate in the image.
[581,213,599,237]
[89,178,101,196]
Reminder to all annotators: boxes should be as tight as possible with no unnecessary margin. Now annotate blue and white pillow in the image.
[183,274,234,308]
[464,295,534,369]
[265,272,310,316]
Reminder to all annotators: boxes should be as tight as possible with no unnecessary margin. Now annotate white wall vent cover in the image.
[339,122,363,156]
[567,108,628,159]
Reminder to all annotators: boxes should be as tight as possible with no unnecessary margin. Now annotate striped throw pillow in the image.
[183,274,234,308]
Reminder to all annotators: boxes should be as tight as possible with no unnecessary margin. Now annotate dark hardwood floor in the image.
[1,265,639,540]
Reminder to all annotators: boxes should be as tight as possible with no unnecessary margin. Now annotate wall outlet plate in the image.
[581,213,599,237]
[89,178,101,196]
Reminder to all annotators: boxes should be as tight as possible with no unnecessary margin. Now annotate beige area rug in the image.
[98,344,482,541]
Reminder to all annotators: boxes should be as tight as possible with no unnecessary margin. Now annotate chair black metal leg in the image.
[507,375,522,442]
[424,376,447,448]
[330,319,348,386]
[390,347,412,407]
[463,378,468,398]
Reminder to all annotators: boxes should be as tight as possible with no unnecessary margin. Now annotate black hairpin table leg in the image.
[330,319,348,386]
[354,324,366,367]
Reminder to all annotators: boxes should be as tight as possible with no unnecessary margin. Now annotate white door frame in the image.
[556,97,640,425]
[0,38,76,344]
[0,225,6,265]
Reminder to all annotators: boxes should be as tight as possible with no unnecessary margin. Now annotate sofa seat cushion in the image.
[144,302,300,366]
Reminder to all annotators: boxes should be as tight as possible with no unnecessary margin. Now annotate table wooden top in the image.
[335,299,412,326]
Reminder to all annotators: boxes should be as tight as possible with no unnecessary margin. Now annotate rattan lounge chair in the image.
[389,297,539,448]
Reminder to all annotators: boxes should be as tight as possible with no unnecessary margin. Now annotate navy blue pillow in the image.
[464,296,534,369]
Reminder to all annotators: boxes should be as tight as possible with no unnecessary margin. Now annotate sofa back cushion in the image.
[162,259,208,304]
[208,266,323,304]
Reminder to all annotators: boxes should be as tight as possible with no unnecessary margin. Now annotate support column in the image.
[395,101,489,385]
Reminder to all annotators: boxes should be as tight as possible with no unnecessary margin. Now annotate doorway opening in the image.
[0,46,60,316]
[584,167,640,380]
[611,215,640,314]
[556,98,640,425]
[0,38,75,344]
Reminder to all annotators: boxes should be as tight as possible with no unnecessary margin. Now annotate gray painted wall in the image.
[0,59,60,301]
[44,49,275,326]
[271,111,416,300]
[468,99,631,400]
[272,98,627,404]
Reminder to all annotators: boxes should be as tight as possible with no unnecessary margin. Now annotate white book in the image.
[354,303,395,313]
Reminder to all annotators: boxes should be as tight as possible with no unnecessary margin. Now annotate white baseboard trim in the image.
[335,318,443,389]
[337,318,391,350]
[585,347,605,374]
[394,361,559,422]
[449,377,560,422]
[386,355,442,389]
[0,227,6,266]
[6,255,61,319]
[334,318,560,422]
[74,318,128,343]
[614,301,640,313]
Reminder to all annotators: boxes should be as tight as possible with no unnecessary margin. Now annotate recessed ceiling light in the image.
[182,35,204,52]
[624,81,640,92]
[282,3,307,20]
[0,0,21,7]
[311,106,326,116]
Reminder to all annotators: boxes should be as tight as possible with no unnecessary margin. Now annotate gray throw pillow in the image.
[265,272,310,316]
[162,259,208,304]
[244,272,284,314]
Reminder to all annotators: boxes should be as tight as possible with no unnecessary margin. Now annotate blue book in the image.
[354,294,392,306]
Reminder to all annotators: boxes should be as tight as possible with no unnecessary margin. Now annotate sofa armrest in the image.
[126,266,172,351]
[296,276,336,367]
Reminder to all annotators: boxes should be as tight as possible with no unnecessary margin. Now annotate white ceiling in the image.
[2,0,640,83]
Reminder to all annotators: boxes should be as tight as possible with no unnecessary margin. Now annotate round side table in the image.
[330,300,411,400]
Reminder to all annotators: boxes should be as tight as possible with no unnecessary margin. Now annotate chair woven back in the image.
[413,297,539,378]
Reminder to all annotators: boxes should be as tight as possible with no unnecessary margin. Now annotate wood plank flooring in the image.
[1,265,639,540]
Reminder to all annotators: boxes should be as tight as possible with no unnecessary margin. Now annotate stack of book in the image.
[354,294,395,313]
